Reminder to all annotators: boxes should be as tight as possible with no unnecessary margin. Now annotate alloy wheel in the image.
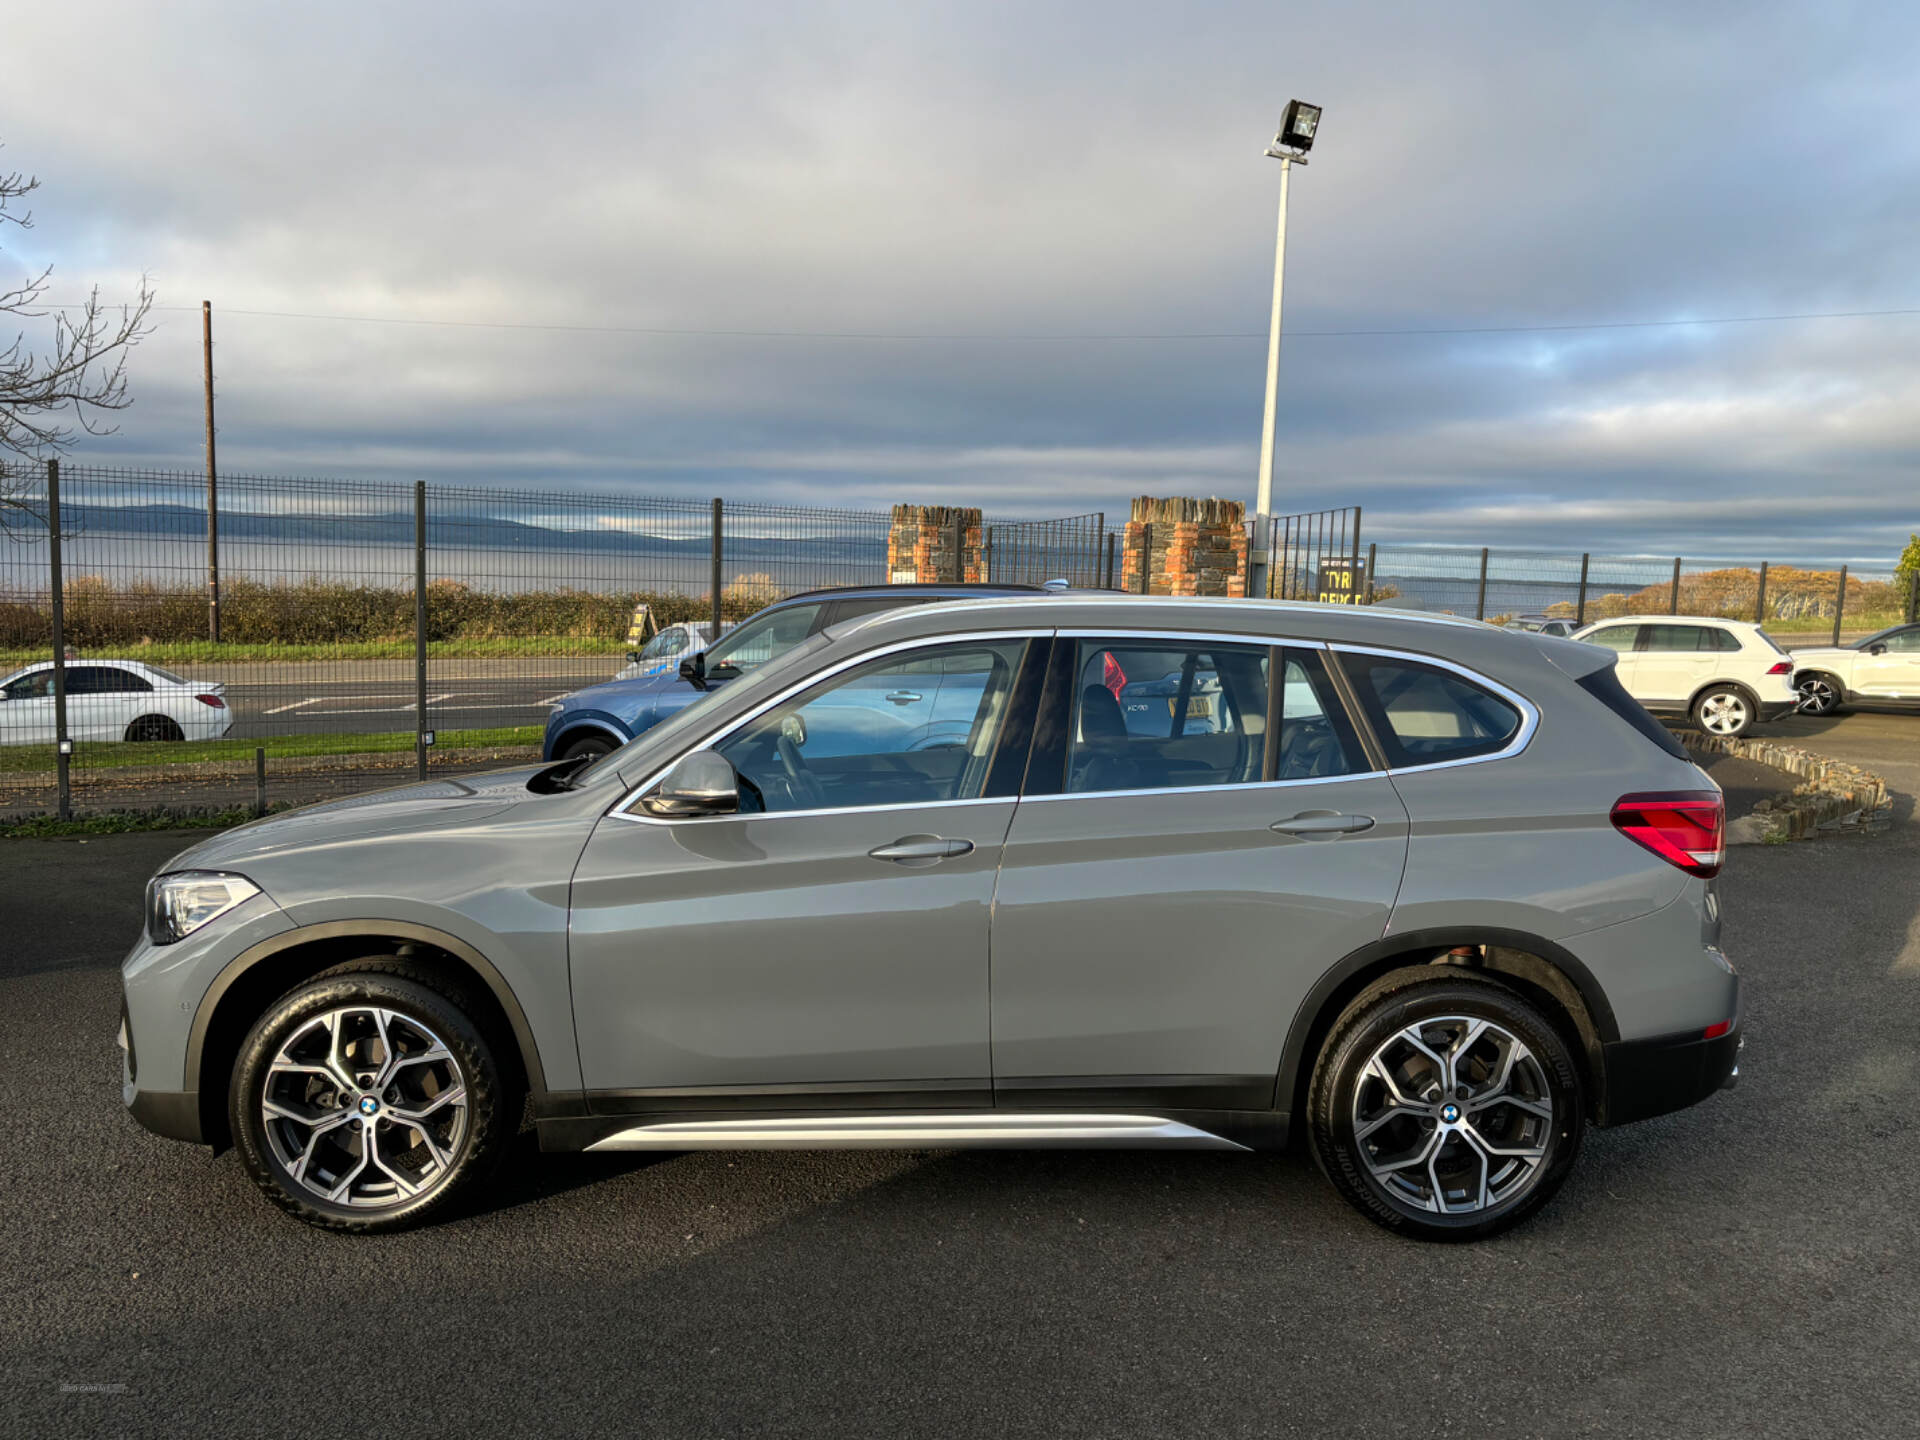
[259,1005,469,1208]
[1351,1015,1556,1216]
[1796,676,1839,715]
[1697,691,1750,736]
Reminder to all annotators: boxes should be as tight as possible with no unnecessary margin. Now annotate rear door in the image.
[1634,624,1714,704]
[987,634,1409,1110]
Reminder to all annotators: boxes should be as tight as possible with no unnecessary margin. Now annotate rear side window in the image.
[68,666,152,694]
[1273,649,1366,780]
[1338,654,1523,768]
[1705,628,1743,652]
[1576,666,1689,759]
[1642,625,1707,652]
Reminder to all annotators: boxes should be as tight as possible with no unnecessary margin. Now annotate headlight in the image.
[146,871,261,945]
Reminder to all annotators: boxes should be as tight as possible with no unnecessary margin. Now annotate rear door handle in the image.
[1270,812,1375,837]
[869,835,975,866]
[884,690,924,706]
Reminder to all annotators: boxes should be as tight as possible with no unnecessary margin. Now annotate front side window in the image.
[717,639,1029,814]
[1063,639,1269,794]
[1340,654,1524,768]
[1871,626,1920,653]
[4,669,53,701]
[1582,625,1639,653]
[704,603,823,678]
[637,627,687,662]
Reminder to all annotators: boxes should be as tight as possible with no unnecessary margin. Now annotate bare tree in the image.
[2,141,155,531]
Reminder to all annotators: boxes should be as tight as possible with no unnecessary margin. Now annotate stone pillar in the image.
[1117,497,1248,597]
[888,505,985,583]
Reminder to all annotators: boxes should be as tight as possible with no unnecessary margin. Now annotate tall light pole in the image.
[1251,100,1322,599]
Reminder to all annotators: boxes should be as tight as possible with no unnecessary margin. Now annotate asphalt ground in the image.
[2,715,1917,1437]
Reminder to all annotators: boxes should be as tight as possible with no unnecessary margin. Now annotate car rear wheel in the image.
[1692,685,1753,738]
[559,733,616,762]
[1308,969,1585,1242]
[229,966,514,1233]
[1796,673,1842,716]
[125,714,184,742]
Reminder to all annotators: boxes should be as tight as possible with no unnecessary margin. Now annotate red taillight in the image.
[194,693,226,709]
[1611,790,1724,878]
[1766,661,1792,676]
[1702,1019,1733,1040]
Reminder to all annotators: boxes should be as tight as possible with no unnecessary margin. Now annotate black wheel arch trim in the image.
[1274,925,1622,1116]
[186,920,553,1122]
[1688,678,1761,715]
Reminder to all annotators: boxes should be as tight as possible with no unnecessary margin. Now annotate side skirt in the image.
[583,1112,1252,1152]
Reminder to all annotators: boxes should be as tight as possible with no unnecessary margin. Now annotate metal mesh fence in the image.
[3,459,1916,820]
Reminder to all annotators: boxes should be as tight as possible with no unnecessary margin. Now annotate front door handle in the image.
[1270,812,1375,837]
[884,690,924,706]
[869,835,975,866]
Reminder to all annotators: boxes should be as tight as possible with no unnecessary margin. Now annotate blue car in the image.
[543,583,1045,761]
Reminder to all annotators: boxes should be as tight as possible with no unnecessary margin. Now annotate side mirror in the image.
[626,650,641,664]
[679,652,707,690]
[780,713,807,747]
[1868,642,1888,655]
[640,751,738,818]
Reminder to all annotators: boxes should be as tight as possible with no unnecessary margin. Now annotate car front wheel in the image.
[1692,685,1753,737]
[1796,673,1842,716]
[1308,969,1585,1242]
[560,733,617,762]
[229,965,514,1232]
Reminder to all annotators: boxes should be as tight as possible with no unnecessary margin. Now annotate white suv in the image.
[1784,622,1920,715]
[1570,616,1797,738]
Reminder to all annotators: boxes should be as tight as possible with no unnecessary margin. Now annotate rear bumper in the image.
[1601,991,1742,1127]
[1757,699,1799,723]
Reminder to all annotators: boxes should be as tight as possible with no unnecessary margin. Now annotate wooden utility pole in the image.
[203,300,221,641]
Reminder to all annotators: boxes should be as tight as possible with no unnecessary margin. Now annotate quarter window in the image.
[716,639,1030,814]
[1062,640,1269,794]
[1339,654,1524,767]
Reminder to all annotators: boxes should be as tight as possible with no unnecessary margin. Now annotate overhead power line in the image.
[32,300,1920,342]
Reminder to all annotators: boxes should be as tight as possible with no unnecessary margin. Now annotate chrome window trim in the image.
[609,628,1049,825]
[1329,642,1539,773]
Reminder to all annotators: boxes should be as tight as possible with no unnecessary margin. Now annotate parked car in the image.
[0,659,231,745]
[611,621,726,683]
[1786,622,1920,715]
[1504,614,1580,639]
[124,595,1740,1242]
[542,582,1044,761]
[1570,616,1796,738]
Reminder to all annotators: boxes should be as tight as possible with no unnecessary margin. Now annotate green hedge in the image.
[0,577,776,649]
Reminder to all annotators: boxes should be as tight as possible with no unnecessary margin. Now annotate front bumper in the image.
[1601,987,1743,1127]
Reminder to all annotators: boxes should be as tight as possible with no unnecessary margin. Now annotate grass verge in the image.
[0,725,543,776]
[0,637,630,666]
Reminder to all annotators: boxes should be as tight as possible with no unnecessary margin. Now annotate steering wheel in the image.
[776,734,826,809]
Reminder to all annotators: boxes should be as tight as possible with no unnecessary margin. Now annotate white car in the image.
[1570,615,1797,738]
[612,621,726,682]
[1787,622,1920,715]
[0,659,233,746]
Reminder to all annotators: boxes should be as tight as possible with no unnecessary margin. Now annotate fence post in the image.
[1754,561,1769,624]
[1909,570,1919,625]
[1349,506,1363,605]
[1474,548,1489,621]
[982,525,994,584]
[414,481,429,780]
[203,300,221,642]
[1092,512,1105,589]
[1575,553,1590,626]
[254,746,267,818]
[47,459,71,821]
[1365,542,1377,604]
[1831,565,1848,646]
[1669,557,1682,615]
[710,498,724,636]
[1104,532,1117,589]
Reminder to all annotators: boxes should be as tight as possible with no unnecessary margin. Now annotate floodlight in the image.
[1275,99,1322,155]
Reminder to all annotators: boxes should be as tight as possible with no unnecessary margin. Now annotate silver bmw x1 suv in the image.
[122,596,1741,1241]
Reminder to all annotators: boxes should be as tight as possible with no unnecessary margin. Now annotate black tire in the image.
[1690,684,1754,738]
[1307,968,1585,1242]
[1796,672,1843,716]
[228,962,514,1233]
[559,733,617,762]
[125,714,184,742]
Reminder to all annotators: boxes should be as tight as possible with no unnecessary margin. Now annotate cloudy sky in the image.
[5,0,1918,563]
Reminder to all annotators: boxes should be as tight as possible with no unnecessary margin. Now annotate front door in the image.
[568,636,1041,1108]
[988,637,1410,1111]
[1852,626,1920,699]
